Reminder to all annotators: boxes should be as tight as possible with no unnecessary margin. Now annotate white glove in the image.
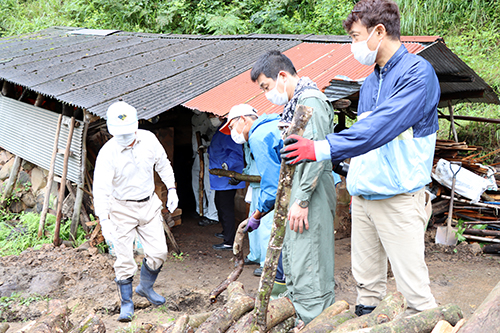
[167,188,179,212]
[100,218,116,243]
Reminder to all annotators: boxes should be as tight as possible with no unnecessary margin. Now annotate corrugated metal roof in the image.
[0,27,301,119]
[183,41,426,116]
[184,37,499,115]
[418,41,499,106]
[0,28,496,121]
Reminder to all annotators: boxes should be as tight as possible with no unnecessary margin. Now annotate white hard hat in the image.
[106,101,138,136]
[219,104,258,134]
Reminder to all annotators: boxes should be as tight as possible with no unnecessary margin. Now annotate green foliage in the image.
[170,251,189,261]
[0,212,87,257]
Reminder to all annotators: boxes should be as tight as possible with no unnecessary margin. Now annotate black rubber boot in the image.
[355,304,376,316]
[115,277,134,322]
[135,258,166,305]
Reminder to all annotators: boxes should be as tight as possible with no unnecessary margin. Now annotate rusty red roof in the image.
[183,40,427,116]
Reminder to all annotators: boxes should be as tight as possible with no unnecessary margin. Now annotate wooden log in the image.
[450,318,465,333]
[269,317,295,333]
[196,131,204,217]
[431,320,453,333]
[441,195,500,209]
[196,282,254,333]
[254,104,313,333]
[26,300,72,333]
[448,101,458,143]
[0,323,9,333]
[462,234,500,243]
[71,112,90,237]
[0,155,22,208]
[459,280,500,333]
[332,292,407,332]
[209,168,261,182]
[171,314,189,333]
[68,313,105,333]
[463,228,500,237]
[482,243,500,254]
[54,116,76,246]
[301,301,352,333]
[226,297,296,333]
[348,304,463,333]
[161,213,181,254]
[188,312,212,329]
[39,114,63,237]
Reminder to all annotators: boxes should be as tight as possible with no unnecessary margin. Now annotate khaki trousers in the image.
[351,188,437,312]
[109,194,168,281]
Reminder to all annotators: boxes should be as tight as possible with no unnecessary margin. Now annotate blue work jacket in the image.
[325,45,440,199]
[248,114,283,213]
[208,125,245,191]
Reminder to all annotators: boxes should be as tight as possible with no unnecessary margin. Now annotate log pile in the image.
[430,139,500,252]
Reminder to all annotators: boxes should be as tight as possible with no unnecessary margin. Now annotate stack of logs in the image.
[431,140,500,253]
[13,281,500,333]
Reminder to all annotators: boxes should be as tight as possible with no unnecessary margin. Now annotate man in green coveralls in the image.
[250,50,337,324]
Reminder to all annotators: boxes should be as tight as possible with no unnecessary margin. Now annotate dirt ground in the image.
[1,213,499,332]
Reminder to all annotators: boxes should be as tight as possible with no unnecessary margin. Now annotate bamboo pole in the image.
[54,116,76,246]
[253,104,313,332]
[196,131,204,217]
[209,168,261,182]
[38,113,63,237]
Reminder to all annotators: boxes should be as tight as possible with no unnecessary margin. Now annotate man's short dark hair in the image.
[250,50,297,82]
[343,0,401,40]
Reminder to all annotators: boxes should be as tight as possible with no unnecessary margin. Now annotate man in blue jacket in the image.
[281,0,438,316]
[219,104,286,294]
[208,117,246,250]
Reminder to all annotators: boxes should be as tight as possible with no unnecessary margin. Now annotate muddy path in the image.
[1,214,499,332]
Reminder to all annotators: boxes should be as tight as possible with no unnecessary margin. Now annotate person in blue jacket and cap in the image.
[219,104,287,297]
[208,116,246,250]
[280,0,438,317]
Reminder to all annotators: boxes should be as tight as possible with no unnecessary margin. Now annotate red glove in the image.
[280,134,316,165]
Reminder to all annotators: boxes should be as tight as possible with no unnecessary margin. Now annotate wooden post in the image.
[0,156,22,207]
[38,113,63,237]
[448,100,458,143]
[195,131,204,217]
[54,115,76,246]
[253,104,313,332]
[71,110,89,239]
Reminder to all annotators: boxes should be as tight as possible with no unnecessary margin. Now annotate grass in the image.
[0,211,87,257]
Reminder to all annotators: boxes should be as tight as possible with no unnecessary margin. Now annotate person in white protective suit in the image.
[93,101,178,322]
[191,110,220,226]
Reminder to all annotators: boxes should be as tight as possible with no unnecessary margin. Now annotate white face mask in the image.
[210,117,222,127]
[351,28,382,66]
[115,132,136,147]
[265,74,289,105]
[230,119,247,144]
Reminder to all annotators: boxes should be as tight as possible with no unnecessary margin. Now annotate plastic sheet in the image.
[432,158,496,203]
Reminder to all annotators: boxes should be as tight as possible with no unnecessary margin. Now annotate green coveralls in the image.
[282,89,337,325]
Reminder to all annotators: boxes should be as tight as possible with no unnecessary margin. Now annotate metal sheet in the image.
[184,42,424,115]
[0,95,83,184]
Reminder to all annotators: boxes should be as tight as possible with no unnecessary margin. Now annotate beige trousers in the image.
[351,188,437,312]
[109,194,168,281]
